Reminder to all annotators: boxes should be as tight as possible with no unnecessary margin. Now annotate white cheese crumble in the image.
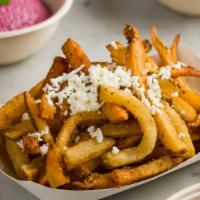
[27,127,49,142]
[17,139,24,149]
[21,112,30,121]
[87,126,104,143]
[112,146,120,154]
[40,143,49,156]
[64,110,68,116]
[178,132,186,139]
[171,91,179,98]
[110,41,118,49]
[35,99,41,104]
[159,66,171,80]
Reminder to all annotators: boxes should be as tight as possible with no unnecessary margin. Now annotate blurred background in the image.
[0,0,200,199]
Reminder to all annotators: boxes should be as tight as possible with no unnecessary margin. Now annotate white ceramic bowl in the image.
[159,0,200,16]
[0,0,73,65]
[166,183,200,200]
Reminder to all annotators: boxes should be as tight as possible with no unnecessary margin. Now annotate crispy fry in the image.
[112,156,182,186]
[171,66,200,78]
[62,38,90,72]
[118,135,142,149]
[5,120,35,140]
[165,105,195,158]
[39,94,56,121]
[100,120,141,138]
[100,85,157,169]
[154,108,186,154]
[24,92,53,144]
[46,145,69,188]
[171,34,180,64]
[73,158,101,179]
[0,81,43,131]
[172,96,197,123]
[73,173,115,189]
[64,138,116,171]
[101,103,129,123]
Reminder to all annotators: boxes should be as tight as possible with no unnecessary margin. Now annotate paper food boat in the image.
[0,46,200,200]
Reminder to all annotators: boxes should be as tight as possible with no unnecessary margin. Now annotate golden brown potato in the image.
[23,135,40,156]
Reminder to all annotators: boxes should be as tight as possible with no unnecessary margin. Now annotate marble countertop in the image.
[1,0,200,199]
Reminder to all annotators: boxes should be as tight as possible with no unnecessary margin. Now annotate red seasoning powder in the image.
[0,0,51,31]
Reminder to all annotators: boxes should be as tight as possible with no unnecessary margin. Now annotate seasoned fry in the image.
[165,105,195,158]
[5,120,35,140]
[62,38,90,72]
[154,108,186,154]
[118,135,142,149]
[56,112,104,152]
[171,34,180,64]
[46,145,69,188]
[64,138,116,171]
[100,120,141,138]
[100,85,157,169]
[101,103,129,123]
[73,173,115,189]
[171,66,200,78]
[24,92,53,144]
[39,94,56,121]
[112,156,183,186]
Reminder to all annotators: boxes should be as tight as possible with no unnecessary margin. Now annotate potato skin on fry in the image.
[112,156,182,186]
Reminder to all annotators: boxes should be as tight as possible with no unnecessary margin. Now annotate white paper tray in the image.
[0,46,200,200]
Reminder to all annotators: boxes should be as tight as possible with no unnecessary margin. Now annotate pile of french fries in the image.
[1,25,200,190]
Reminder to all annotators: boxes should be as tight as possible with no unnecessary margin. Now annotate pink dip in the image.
[0,0,51,31]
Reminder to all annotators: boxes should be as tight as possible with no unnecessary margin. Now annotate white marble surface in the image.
[1,0,200,199]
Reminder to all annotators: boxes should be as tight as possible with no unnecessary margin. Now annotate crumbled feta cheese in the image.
[35,99,41,104]
[173,61,186,69]
[171,91,179,98]
[178,132,186,139]
[21,112,30,121]
[28,132,43,141]
[110,41,118,49]
[159,66,171,80]
[64,110,68,116]
[112,146,120,154]
[87,126,104,143]
[45,94,54,106]
[40,143,49,156]
[17,139,24,149]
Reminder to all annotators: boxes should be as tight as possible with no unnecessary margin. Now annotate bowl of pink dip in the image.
[0,0,73,64]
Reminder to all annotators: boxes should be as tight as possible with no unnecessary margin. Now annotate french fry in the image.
[23,135,40,156]
[171,66,200,78]
[188,115,200,128]
[0,80,43,131]
[112,156,183,186]
[165,105,195,158]
[118,135,142,149]
[5,120,35,140]
[101,103,129,123]
[20,164,39,181]
[46,145,69,188]
[73,173,115,189]
[154,108,186,154]
[63,138,116,171]
[39,94,56,121]
[24,92,53,144]
[56,112,104,152]
[73,158,101,179]
[100,120,141,138]
[62,38,90,72]
[100,85,157,169]
[171,34,180,64]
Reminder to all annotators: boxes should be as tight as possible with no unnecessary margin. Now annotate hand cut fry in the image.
[46,145,69,188]
[101,103,129,123]
[171,34,180,64]
[171,66,200,78]
[118,135,142,149]
[112,156,183,186]
[172,96,197,123]
[5,120,35,140]
[154,108,186,154]
[62,38,90,72]
[0,80,43,131]
[56,111,104,152]
[100,85,157,169]
[100,120,141,138]
[24,92,53,144]
[165,105,195,158]
[73,173,115,189]
[20,164,39,181]
[64,138,116,171]
[39,94,56,121]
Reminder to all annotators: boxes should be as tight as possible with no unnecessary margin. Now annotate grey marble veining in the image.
[1,0,200,199]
